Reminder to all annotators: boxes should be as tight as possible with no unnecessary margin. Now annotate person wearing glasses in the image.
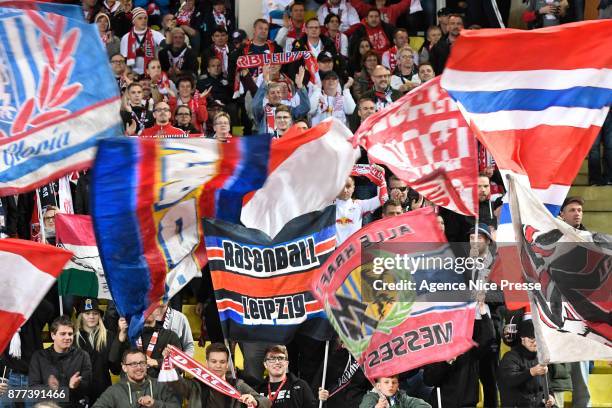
[365,65,401,111]
[162,343,269,408]
[257,345,317,408]
[173,105,198,134]
[92,349,180,408]
[140,101,186,138]
[210,112,233,142]
[273,105,292,138]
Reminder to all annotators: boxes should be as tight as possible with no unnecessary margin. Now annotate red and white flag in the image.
[354,77,478,216]
[241,118,359,237]
[0,239,72,352]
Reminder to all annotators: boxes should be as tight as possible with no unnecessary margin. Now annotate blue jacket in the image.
[252,83,310,135]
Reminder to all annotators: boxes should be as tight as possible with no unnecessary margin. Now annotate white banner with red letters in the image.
[354,77,478,216]
[158,345,242,400]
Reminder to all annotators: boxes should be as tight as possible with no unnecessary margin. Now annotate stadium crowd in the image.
[0,0,610,407]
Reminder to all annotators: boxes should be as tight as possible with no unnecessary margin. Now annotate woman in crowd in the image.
[95,13,121,57]
[352,50,380,101]
[74,298,121,404]
[210,111,233,142]
[348,38,373,76]
[173,105,199,134]
[145,59,176,102]
[323,13,348,58]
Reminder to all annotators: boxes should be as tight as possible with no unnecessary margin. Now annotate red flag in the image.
[354,77,478,216]
[311,208,476,379]
[0,239,72,352]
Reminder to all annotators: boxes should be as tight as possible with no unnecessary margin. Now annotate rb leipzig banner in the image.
[312,208,476,379]
[203,206,336,343]
[354,77,478,216]
[0,7,122,195]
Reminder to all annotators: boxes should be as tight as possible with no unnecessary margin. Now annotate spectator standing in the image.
[359,375,431,408]
[381,28,410,72]
[365,65,402,110]
[430,14,463,75]
[140,101,186,138]
[322,13,349,58]
[158,28,199,82]
[168,77,210,132]
[351,0,413,25]
[309,72,355,126]
[390,46,419,94]
[275,2,307,53]
[347,9,395,57]
[588,110,612,185]
[96,13,121,57]
[317,0,360,32]
[120,7,165,76]
[121,83,154,136]
[29,316,92,408]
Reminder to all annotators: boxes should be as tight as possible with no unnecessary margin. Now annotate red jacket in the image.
[140,124,188,138]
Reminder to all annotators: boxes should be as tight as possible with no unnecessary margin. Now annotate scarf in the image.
[319,91,344,117]
[264,104,276,134]
[236,51,319,84]
[213,10,227,28]
[177,91,205,131]
[126,28,155,69]
[213,45,229,74]
[167,47,187,70]
[329,31,342,54]
[100,30,113,45]
[374,88,392,110]
[176,7,194,26]
[351,164,388,205]
[8,329,21,359]
[286,19,304,41]
[154,71,172,95]
[387,45,398,71]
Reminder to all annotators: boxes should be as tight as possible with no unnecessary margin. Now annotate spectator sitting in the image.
[390,46,419,94]
[173,105,199,134]
[348,37,373,76]
[92,349,180,408]
[381,28,410,72]
[417,62,436,83]
[210,111,233,142]
[140,101,186,138]
[201,26,231,77]
[168,76,210,132]
[359,375,431,408]
[256,345,317,407]
[163,342,269,408]
[365,65,402,111]
[29,316,92,407]
[419,26,443,63]
[352,50,379,102]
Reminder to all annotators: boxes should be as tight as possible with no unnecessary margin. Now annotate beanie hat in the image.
[131,7,147,23]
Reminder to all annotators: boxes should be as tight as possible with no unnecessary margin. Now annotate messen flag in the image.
[507,176,612,362]
[0,6,122,195]
[0,239,72,352]
[311,208,476,379]
[55,214,110,299]
[354,77,479,216]
[241,118,359,237]
[204,206,336,343]
[92,136,271,341]
[441,20,612,241]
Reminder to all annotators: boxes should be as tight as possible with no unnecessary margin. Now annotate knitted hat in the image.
[131,7,147,23]
[95,12,111,30]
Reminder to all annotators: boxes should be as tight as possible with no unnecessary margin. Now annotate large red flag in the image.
[311,208,476,379]
[0,239,72,352]
[354,77,478,216]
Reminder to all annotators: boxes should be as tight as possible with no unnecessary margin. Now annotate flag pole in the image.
[224,339,236,380]
[318,340,330,408]
[437,387,442,408]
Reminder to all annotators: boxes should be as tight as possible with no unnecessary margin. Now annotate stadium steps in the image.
[569,160,612,233]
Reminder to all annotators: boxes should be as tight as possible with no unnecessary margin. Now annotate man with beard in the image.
[92,349,179,408]
[430,14,464,75]
[29,316,92,407]
[141,101,186,138]
[364,65,401,111]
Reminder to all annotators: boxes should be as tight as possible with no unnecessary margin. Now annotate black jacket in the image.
[311,348,370,408]
[196,72,233,105]
[498,345,554,408]
[110,326,181,378]
[75,330,121,403]
[159,44,199,79]
[423,315,496,408]
[429,37,452,75]
[29,346,92,407]
[257,372,318,408]
[289,35,344,83]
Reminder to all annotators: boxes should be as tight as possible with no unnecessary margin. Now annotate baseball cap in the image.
[232,29,247,43]
[560,196,584,212]
[317,51,333,63]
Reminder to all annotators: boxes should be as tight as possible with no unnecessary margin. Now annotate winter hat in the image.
[95,12,112,30]
[469,223,493,242]
[131,7,147,23]
[518,319,535,339]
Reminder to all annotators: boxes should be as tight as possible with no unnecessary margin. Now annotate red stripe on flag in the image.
[200,140,238,218]
[0,238,72,277]
[55,214,96,245]
[211,270,315,297]
[315,239,336,255]
[217,299,245,313]
[135,142,167,303]
[0,311,25,359]
[446,20,612,72]
[207,248,224,258]
[475,124,601,188]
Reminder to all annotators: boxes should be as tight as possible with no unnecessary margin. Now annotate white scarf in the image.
[9,329,21,359]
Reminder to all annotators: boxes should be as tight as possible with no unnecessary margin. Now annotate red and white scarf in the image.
[126,28,155,69]
[167,48,187,71]
[329,32,342,54]
[319,92,343,117]
[286,19,304,41]
[213,45,229,74]
[176,7,193,25]
[159,345,242,401]
[387,45,398,71]
[154,71,172,95]
[264,104,276,134]
[351,164,388,205]
[136,330,159,357]
[236,51,319,84]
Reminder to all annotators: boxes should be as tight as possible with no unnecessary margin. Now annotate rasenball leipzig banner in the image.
[203,206,337,343]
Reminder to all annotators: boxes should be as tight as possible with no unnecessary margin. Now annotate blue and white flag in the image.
[0,7,122,195]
